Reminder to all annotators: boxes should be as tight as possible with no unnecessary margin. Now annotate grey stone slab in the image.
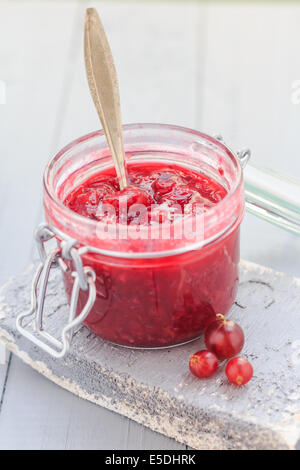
[0,355,185,450]
[0,260,299,450]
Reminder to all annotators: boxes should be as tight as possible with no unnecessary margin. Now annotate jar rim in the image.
[44,123,243,259]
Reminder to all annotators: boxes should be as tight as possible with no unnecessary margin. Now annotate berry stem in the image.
[216,313,226,323]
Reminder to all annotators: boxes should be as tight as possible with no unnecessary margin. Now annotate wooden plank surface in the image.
[201,2,300,278]
[0,1,80,286]
[0,1,300,450]
[55,1,201,149]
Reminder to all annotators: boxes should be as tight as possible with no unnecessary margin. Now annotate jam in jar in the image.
[44,124,244,348]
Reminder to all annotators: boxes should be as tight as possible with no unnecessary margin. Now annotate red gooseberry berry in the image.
[225,357,253,386]
[205,314,245,360]
[189,350,219,379]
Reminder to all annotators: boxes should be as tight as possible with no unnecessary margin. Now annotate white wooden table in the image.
[0,1,299,450]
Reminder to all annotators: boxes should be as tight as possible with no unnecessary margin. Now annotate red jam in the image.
[62,162,240,348]
[64,163,227,225]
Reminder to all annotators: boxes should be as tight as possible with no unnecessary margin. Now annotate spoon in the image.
[84,8,128,190]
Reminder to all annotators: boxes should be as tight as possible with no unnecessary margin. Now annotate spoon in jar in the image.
[84,8,128,190]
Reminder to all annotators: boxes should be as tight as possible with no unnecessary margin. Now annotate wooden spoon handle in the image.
[84,8,127,189]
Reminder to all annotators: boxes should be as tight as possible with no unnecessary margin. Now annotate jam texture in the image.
[65,163,227,225]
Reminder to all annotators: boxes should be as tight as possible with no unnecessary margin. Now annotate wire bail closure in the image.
[16,224,96,359]
[214,134,251,169]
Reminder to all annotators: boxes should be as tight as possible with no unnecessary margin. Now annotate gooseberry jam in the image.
[44,124,244,348]
[64,163,227,224]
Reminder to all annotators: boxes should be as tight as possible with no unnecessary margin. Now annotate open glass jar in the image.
[17,124,246,356]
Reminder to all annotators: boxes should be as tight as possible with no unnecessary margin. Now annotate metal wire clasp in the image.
[16,224,96,358]
[214,134,251,169]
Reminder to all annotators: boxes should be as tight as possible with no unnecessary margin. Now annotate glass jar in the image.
[42,124,244,349]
